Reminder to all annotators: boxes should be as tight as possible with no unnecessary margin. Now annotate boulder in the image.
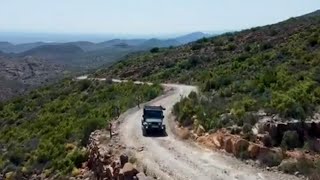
[212,135,223,149]
[224,137,233,153]
[197,136,215,148]
[196,125,205,136]
[248,144,261,159]
[258,145,271,155]
[120,154,129,167]
[122,163,139,179]
[233,139,249,156]
[104,166,113,179]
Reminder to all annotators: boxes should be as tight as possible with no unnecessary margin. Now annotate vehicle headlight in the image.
[143,122,148,126]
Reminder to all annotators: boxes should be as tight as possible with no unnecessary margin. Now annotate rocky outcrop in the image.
[260,120,320,145]
[197,129,283,162]
[86,130,154,180]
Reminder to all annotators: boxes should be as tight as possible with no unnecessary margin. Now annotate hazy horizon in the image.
[2,1,319,33]
[0,31,228,44]
[1,0,320,43]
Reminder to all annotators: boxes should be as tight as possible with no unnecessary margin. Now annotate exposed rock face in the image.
[261,120,320,145]
[86,130,154,180]
[197,129,283,162]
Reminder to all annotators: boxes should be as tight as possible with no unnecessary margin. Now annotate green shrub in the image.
[242,123,255,141]
[281,131,300,150]
[191,43,204,50]
[258,152,282,167]
[81,118,105,146]
[226,43,236,51]
[242,123,252,134]
[296,157,315,175]
[150,47,160,53]
[278,159,298,174]
[78,80,91,91]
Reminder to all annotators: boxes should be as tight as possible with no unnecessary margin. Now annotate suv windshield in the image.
[144,110,163,119]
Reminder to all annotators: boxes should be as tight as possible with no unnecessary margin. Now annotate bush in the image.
[258,152,282,167]
[226,43,236,51]
[308,36,318,47]
[242,123,252,134]
[309,172,320,180]
[296,157,315,175]
[281,131,300,150]
[278,159,298,174]
[78,80,91,91]
[191,43,204,50]
[68,149,88,168]
[309,160,320,180]
[241,123,255,141]
[81,118,105,146]
[262,134,273,147]
[8,150,25,166]
[150,47,160,53]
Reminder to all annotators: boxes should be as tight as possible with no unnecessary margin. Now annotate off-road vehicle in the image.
[141,105,166,136]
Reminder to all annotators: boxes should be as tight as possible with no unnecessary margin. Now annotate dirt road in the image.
[75,76,300,180]
[117,83,301,180]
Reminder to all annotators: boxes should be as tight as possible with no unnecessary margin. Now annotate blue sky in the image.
[1,0,319,35]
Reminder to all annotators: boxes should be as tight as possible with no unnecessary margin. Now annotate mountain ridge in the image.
[0,31,213,53]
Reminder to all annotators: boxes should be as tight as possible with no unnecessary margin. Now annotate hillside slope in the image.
[0,79,162,179]
[0,55,66,102]
[95,10,320,122]
[93,10,320,177]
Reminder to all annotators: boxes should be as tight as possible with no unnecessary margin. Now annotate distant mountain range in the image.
[0,32,214,102]
[0,32,212,53]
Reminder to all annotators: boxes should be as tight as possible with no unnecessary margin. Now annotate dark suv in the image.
[141,106,166,136]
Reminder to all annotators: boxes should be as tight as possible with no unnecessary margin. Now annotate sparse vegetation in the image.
[96,13,320,130]
[0,79,162,178]
[91,11,320,176]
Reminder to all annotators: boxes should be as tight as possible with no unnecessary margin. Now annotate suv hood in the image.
[145,118,162,122]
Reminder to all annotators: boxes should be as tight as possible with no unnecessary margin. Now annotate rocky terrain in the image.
[80,129,156,180]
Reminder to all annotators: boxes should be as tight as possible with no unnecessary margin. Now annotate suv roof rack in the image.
[144,105,165,111]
